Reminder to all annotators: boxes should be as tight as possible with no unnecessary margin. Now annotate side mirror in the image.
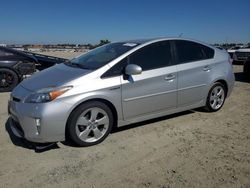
[125,64,142,75]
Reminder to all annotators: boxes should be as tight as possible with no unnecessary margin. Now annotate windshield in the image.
[66,42,138,70]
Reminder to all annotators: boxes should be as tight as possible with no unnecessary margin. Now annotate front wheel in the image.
[204,82,226,112]
[67,101,114,147]
[0,68,19,92]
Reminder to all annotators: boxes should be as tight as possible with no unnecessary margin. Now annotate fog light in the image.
[35,118,41,135]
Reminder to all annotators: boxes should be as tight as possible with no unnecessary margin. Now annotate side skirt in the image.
[117,100,205,127]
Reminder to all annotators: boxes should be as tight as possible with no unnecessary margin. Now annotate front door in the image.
[121,41,178,120]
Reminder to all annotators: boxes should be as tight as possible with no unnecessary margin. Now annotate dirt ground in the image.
[0,62,249,188]
[37,51,83,59]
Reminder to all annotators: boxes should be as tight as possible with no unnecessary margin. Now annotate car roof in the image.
[120,37,212,47]
[120,39,153,44]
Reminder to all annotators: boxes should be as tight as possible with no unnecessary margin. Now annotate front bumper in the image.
[9,116,25,138]
[8,98,72,143]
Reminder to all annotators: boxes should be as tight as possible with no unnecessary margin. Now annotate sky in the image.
[0,0,249,44]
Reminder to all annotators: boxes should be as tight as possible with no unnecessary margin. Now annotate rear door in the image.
[173,40,215,107]
[121,41,178,120]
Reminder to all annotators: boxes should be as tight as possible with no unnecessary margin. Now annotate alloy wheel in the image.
[75,107,110,143]
[209,85,225,110]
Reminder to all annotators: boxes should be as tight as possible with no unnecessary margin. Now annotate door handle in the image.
[165,74,175,81]
[203,66,211,72]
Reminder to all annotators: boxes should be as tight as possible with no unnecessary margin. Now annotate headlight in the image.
[25,86,73,103]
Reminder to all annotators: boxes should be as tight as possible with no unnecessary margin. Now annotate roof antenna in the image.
[179,33,183,37]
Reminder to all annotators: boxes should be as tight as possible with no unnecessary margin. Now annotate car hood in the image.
[20,63,92,91]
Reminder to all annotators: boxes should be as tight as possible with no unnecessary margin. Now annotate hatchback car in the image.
[8,38,235,146]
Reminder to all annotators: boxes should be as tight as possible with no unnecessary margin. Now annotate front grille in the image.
[235,52,250,59]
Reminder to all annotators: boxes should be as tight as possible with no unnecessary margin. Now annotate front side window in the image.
[175,40,214,64]
[101,41,173,78]
[101,58,128,78]
[128,41,172,71]
[66,42,138,70]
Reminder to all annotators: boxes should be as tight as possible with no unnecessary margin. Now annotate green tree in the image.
[99,39,110,46]
[90,39,111,49]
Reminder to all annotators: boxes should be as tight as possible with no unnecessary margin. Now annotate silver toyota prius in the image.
[8,38,235,146]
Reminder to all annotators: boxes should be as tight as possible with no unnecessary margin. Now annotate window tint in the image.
[202,45,214,59]
[101,58,128,78]
[175,40,214,64]
[128,41,172,71]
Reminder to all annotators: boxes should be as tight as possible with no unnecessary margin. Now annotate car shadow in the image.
[5,110,198,150]
[5,117,60,153]
[61,110,195,147]
[234,72,250,83]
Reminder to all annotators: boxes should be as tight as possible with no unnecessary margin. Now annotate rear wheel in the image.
[204,82,226,112]
[0,68,19,92]
[67,101,114,146]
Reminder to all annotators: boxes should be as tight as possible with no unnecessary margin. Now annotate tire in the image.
[204,82,226,112]
[243,61,250,80]
[67,101,114,147]
[0,68,19,92]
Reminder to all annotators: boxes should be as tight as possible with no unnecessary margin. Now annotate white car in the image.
[228,47,250,62]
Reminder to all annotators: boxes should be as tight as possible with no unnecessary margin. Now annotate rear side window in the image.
[128,41,172,71]
[175,40,214,64]
[202,45,214,59]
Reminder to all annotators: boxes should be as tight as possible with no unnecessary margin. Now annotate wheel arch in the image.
[65,98,118,138]
[213,79,228,97]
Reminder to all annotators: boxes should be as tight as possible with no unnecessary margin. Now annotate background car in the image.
[0,47,37,92]
[227,46,241,59]
[234,48,250,62]
[0,47,66,92]
[227,46,250,63]
[243,57,250,80]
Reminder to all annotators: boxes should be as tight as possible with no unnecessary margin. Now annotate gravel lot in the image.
[0,60,249,187]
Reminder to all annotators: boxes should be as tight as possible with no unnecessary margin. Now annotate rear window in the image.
[175,40,214,64]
